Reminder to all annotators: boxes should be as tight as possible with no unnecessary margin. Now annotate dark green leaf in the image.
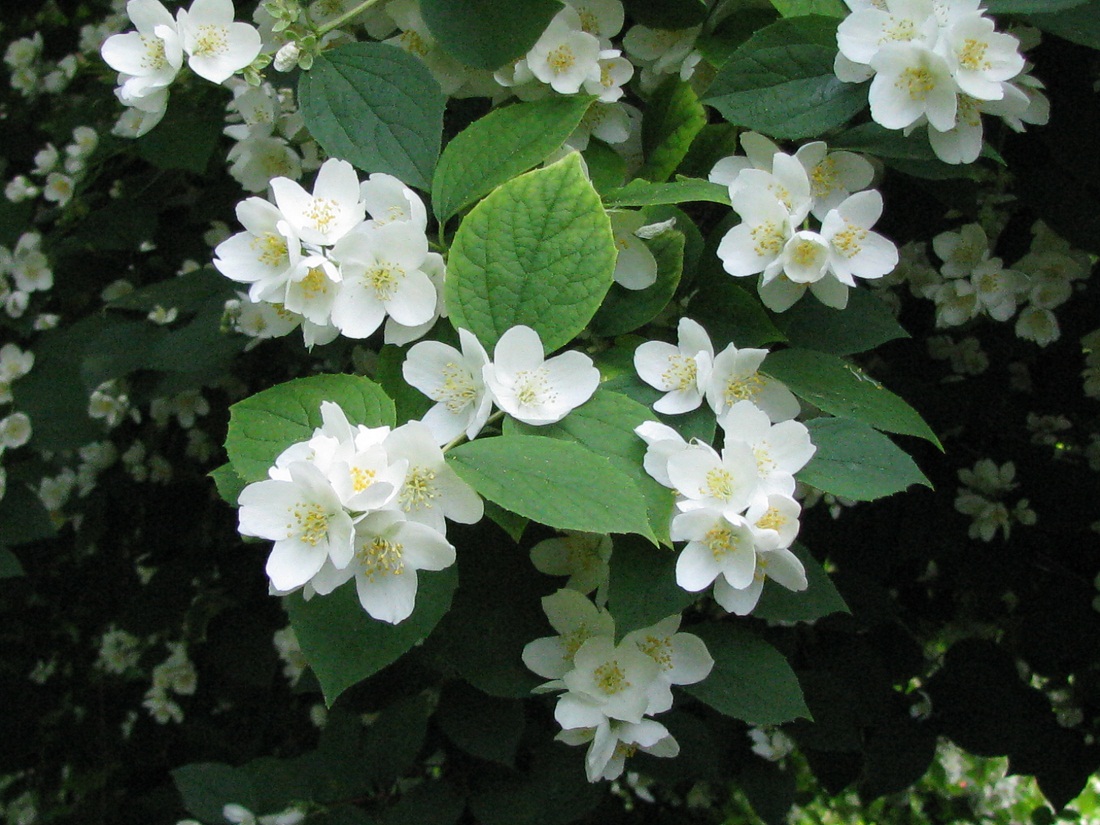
[686,623,811,725]
[763,349,939,446]
[286,568,457,705]
[1026,1,1100,50]
[0,466,56,546]
[172,763,256,822]
[988,0,1088,10]
[210,463,246,506]
[769,0,846,16]
[798,417,931,501]
[433,96,593,222]
[421,0,563,69]
[703,16,867,139]
[772,288,908,355]
[602,177,731,208]
[607,534,696,636]
[753,543,849,623]
[106,267,234,313]
[0,548,24,579]
[591,229,684,338]
[377,780,466,825]
[226,374,395,483]
[300,42,445,190]
[436,682,525,765]
[639,77,708,182]
[138,94,222,173]
[625,0,708,28]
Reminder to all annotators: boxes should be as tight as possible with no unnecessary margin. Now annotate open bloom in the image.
[403,328,493,444]
[558,719,679,782]
[271,158,365,247]
[176,0,262,84]
[483,325,600,425]
[634,317,713,414]
[101,0,183,99]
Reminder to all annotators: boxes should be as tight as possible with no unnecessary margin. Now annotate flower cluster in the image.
[215,158,443,347]
[236,400,482,623]
[222,79,318,193]
[710,132,899,312]
[834,0,1048,164]
[6,126,99,210]
[101,0,262,136]
[522,590,713,782]
[403,324,601,444]
[954,458,1035,542]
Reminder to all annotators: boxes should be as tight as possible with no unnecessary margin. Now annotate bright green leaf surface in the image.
[300,42,444,190]
[773,288,909,355]
[446,154,617,352]
[607,535,696,636]
[591,230,684,338]
[753,543,849,623]
[798,417,932,501]
[703,16,867,139]
[769,0,847,16]
[433,96,592,222]
[421,0,563,69]
[603,177,731,208]
[506,389,676,543]
[640,77,708,182]
[447,434,654,539]
[686,623,811,725]
[763,349,939,446]
[226,374,395,483]
[286,569,457,705]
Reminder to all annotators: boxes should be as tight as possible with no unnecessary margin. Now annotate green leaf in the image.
[988,0,1088,10]
[137,93,222,173]
[376,344,434,425]
[106,267,234,313]
[447,434,654,539]
[359,694,433,784]
[505,389,676,544]
[753,543,849,623]
[607,535,696,636]
[300,42,445,190]
[0,548,24,579]
[483,501,529,542]
[446,153,617,352]
[377,781,466,825]
[685,623,811,725]
[0,467,56,545]
[798,417,931,501]
[436,682,525,766]
[421,0,563,69]
[210,463,246,506]
[602,177,731,208]
[172,763,256,822]
[1026,1,1100,50]
[286,569,457,705]
[762,349,939,446]
[834,122,940,162]
[772,288,908,355]
[697,9,779,69]
[591,229,684,338]
[639,77,708,182]
[703,16,867,139]
[625,0,708,28]
[769,0,847,16]
[583,140,628,195]
[433,95,593,222]
[226,374,395,483]
[687,271,786,349]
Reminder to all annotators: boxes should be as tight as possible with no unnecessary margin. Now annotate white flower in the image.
[557,635,661,725]
[634,318,713,414]
[271,158,365,247]
[867,42,958,132]
[671,508,757,594]
[176,0,262,84]
[530,531,612,596]
[706,343,800,422]
[564,0,625,41]
[1015,305,1059,346]
[0,343,34,383]
[621,614,713,714]
[523,588,615,681]
[360,172,428,231]
[329,220,437,339]
[709,131,781,187]
[527,9,602,95]
[609,211,658,290]
[795,142,875,220]
[666,439,760,519]
[227,135,302,193]
[101,0,184,98]
[748,726,795,761]
[558,719,679,782]
[971,257,1027,321]
[820,190,899,285]
[712,544,807,616]
[634,420,688,489]
[716,187,794,281]
[940,13,1025,101]
[718,401,815,498]
[214,197,301,302]
[237,460,356,592]
[483,325,600,426]
[309,510,455,624]
[403,328,494,444]
[383,251,447,346]
[0,412,32,449]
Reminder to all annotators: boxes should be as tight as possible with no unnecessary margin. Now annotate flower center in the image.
[752,220,785,256]
[660,353,697,392]
[251,232,289,268]
[141,35,168,70]
[513,368,554,407]
[192,24,228,58]
[299,266,329,298]
[723,372,765,406]
[959,38,991,71]
[704,525,742,559]
[350,466,376,493]
[638,634,672,671]
[357,536,405,580]
[756,507,788,532]
[831,221,868,258]
[290,502,329,546]
[547,45,576,74]
[399,466,438,512]
[432,362,477,413]
[304,197,339,235]
[703,467,737,501]
[563,625,593,659]
[365,262,404,301]
[897,67,936,100]
[810,158,838,199]
[594,660,628,695]
[400,29,430,57]
[883,18,917,43]
[791,239,823,267]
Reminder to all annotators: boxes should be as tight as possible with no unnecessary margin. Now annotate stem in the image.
[316,0,385,36]
[442,410,505,453]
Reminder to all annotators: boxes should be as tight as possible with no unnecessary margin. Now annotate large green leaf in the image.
[446,434,654,539]
[763,349,939,446]
[446,153,617,352]
[769,0,846,16]
[753,543,849,623]
[436,683,525,765]
[685,623,811,725]
[703,16,867,139]
[1026,1,1100,50]
[421,0,563,69]
[137,93,222,174]
[607,534,696,636]
[299,42,445,190]
[798,417,931,501]
[173,763,256,823]
[603,177,731,208]
[625,0,708,28]
[285,568,457,705]
[506,389,676,543]
[225,374,395,483]
[772,288,909,356]
[639,77,708,182]
[433,95,593,222]
[591,229,684,338]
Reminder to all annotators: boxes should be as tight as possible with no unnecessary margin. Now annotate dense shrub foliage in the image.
[2,0,1100,822]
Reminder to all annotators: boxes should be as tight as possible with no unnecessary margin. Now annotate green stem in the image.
[442,410,505,453]
[316,0,385,36]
